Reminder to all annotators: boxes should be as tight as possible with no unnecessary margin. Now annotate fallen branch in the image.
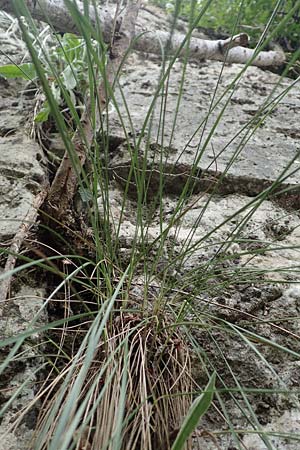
[0,185,49,303]
[134,29,285,66]
[0,0,286,67]
[0,0,118,42]
[45,0,142,221]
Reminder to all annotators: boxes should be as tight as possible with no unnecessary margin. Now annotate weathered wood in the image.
[0,0,117,42]
[0,0,286,67]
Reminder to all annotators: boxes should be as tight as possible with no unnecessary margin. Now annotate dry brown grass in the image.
[32,313,193,450]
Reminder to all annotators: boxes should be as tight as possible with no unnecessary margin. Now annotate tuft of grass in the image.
[0,0,299,449]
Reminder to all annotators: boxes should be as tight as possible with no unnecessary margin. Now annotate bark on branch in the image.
[0,0,286,67]
[0,0,117,42]
[134,29,285,66]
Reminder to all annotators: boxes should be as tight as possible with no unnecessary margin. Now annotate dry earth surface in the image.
[0,5,300,450]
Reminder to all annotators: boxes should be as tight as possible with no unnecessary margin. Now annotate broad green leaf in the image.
[34,102,50,123]
[0,63,36,80]
[171,372,216,450]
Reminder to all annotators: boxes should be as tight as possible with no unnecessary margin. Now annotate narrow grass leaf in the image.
[0,62,36,79]
[171,371,216,450]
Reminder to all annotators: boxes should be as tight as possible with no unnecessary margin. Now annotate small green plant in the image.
[0,31,104,123]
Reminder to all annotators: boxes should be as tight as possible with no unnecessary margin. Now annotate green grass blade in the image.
[171,371,216,450]
[0,62,36,79]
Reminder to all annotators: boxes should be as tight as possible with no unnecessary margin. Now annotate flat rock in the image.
[0,286,47,450]
[108,53,300,205]
[0,87,47,239]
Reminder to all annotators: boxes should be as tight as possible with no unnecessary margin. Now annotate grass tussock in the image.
[0,1,300,449]
[33,313,193,450]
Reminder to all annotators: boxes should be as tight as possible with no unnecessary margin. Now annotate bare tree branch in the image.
[134,29,285,66]
[0,0,286,67]
[0,0,117,42]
